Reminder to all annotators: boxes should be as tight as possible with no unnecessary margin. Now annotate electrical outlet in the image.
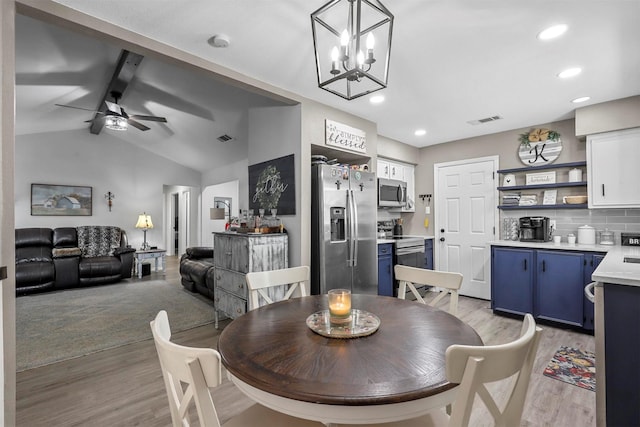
[425,206,431,214]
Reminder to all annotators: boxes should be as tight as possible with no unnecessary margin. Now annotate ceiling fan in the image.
[55,90,167,132]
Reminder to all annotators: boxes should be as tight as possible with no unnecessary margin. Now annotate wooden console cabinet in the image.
[213,232,288,328]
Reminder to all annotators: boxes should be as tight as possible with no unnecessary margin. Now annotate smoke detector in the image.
[208,34,230,48]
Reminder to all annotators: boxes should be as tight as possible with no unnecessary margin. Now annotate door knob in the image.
[440,237,445,242]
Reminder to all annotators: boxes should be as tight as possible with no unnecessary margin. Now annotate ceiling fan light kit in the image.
[105,115,128,131]
[311,0,393,100]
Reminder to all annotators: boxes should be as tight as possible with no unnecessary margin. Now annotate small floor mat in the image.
[543,346,596,392]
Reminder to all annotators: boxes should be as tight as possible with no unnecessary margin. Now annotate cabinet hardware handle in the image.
[602,184,605,197]
[523,259,527,271]
[542,260,546,272]
[225,251,232,256]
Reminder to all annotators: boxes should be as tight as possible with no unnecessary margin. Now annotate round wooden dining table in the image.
[217,294,482,425]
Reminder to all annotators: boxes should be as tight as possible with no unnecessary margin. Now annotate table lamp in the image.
[135,212,154,250]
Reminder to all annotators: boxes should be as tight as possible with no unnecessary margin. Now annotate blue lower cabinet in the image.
[424,239,433,270]
[491,247,534,315]
[377,243,393,296]
[536,250,584,327]
[492,245,606,330]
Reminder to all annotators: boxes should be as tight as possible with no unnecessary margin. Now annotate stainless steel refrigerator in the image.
[311,164,378,295]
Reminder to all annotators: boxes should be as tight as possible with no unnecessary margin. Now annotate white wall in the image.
[248,105,303,267]
[201,180,239,246]
[15,129,201,250]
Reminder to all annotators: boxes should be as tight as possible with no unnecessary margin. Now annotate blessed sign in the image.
[325,119,367,153]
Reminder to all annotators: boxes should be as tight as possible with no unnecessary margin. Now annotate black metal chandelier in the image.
[311,0,394,100]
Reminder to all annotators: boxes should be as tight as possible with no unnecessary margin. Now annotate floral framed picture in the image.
[31,183,92,216]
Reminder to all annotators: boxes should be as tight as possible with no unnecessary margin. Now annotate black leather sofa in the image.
[15,226,135,295]
[180,247,215,299]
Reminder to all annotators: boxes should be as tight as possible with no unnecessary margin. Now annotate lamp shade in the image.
[210,208,226,220]
[135,213,154,229]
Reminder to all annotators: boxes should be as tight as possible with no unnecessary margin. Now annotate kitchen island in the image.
[590,245,640,427]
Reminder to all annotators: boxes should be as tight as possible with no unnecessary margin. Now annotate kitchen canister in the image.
[568,168,583,182]
[577,224,596,245]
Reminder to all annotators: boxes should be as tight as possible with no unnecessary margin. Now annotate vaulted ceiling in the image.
[16,1,640,172]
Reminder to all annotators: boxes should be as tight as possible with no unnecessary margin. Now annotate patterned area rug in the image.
[16,279,215,371]
[543,346,596,392]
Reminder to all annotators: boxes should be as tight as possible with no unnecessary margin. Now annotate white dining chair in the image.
[150,310,321,427]
[245,265,309,310]
[395,264,463,316]
[335,313,542,427]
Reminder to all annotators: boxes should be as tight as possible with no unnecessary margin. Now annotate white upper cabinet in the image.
[377,159,390,179]
[389,163,404,181]
[587,127,640,208]
[377,157,415,212]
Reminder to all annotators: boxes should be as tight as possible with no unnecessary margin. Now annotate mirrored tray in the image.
[306,309,380,339]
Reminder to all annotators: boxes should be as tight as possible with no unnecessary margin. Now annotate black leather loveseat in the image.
[179,247,215,299]
[15,226,135,295]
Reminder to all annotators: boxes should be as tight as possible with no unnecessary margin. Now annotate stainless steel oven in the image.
[394,237,425,268]
[393,236,426,296]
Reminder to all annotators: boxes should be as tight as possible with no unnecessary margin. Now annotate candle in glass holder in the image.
[328,289,352,323]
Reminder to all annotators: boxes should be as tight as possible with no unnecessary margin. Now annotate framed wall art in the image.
[31,184,92,216]
[248,154,296,215]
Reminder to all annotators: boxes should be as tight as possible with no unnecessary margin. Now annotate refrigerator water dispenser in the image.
[330,207,345,241]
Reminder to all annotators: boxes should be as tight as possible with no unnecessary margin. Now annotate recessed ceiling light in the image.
[414,129,427,136]
[558,67,582,78]
[370,95,385,104]
[537,24,568,40]
[571,96,591,103]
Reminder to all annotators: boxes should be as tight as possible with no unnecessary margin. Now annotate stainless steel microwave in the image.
[378,178,407,208]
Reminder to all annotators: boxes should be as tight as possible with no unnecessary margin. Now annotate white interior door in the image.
[435,156,497,300]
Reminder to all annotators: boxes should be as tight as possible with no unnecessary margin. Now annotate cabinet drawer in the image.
[215,268,247,298]
[215,289,246,319]
[378,243,392,256]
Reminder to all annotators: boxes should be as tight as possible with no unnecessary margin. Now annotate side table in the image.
[133,249,167,279]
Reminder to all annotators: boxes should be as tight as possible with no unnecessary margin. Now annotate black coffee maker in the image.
[519,216,550,242]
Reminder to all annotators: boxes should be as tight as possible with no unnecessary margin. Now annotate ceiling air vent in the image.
[467,115,503,126]
[217,134,234,143]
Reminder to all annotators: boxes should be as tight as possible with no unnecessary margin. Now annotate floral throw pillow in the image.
[77,226,121,258]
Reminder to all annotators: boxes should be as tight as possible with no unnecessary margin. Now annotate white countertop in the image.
[489,240,614,253]
[592,246,640,287]
[377,235,434,245]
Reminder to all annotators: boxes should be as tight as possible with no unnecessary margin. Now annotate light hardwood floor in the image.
[16,257,595,426]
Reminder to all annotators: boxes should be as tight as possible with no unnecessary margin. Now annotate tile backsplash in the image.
[501,208,640,244]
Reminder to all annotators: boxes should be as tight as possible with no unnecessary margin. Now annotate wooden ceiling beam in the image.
[90,49,144,135]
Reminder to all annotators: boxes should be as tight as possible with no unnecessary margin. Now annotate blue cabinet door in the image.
[491,247,534,315]
[377,244,394,296]
[536,250,585,327]
[583,253,605,331]
[424,239,433,270]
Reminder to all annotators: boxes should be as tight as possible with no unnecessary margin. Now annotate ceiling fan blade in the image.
[104,100,122,115]
[127,119,150,131]
[129,114,167,123]
[55,103,101,113]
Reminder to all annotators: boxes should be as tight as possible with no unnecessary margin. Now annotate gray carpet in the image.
[16,279,216,371]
